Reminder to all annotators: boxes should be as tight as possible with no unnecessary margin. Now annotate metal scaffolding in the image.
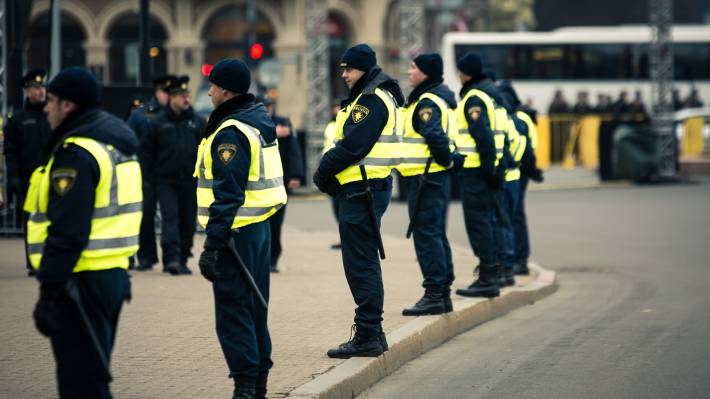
[304,0,330,187]
[398,0,425,92]
[649,0,675,177]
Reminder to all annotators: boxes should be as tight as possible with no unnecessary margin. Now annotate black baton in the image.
[406,158,442,238]
[64,280,113,382]
[347,165,386,260]
[226,239,269,310]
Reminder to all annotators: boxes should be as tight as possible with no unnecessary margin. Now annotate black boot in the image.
[165,261,180,276]
[443,287,453,312]
[402,286,447,316]
[455,264,500,298]
[255,373,268,399]
[514,259,529,275]
[380,331,389,352]
[233,378,256,399]
[178,264,192,275]
[326,325,384,359]
[497,264,508,287]
[504,267,515,286]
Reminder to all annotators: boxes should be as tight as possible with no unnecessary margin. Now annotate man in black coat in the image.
[3,68,51,275]
[261,97,304,272]
[141,76,205,274]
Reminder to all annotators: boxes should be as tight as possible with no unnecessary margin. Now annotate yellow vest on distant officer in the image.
[454,88,505,169]
[24,137,143,271]
[195,118,287,229]
[397,92,455,177]
[516,110,538,150]
[504,117,527,182]
[333,87,402,185]
[323,120,337,154]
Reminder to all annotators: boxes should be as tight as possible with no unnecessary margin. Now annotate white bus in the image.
[441,25,710,114]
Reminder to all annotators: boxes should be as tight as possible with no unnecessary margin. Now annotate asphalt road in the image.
[286,178,710,399]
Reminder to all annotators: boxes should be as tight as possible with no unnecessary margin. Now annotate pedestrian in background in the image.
[262,96,304,273]
[3,68,50,276]
[28,67,141,398]
[142,76,204,275]
[196,58,287,398]
[313,43,404,359]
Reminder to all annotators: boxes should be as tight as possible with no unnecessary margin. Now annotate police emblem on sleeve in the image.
[468,106,482,121]
[351,105,370,123]
[51,168,77,196]
[217,143,237,164]
[419,107,433,124]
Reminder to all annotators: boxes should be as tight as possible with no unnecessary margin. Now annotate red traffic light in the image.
[250,43,264,60]
[201,63,213,77]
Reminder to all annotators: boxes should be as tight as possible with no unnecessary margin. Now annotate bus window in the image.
[674,43,710,80]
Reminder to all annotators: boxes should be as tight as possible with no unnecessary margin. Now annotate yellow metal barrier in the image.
[681,117,705,156]
[536,116,551,169]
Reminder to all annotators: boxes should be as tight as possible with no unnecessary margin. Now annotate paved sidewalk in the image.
[0,226,536,398]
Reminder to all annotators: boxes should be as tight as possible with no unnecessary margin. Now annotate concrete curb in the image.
[287,262,559,398]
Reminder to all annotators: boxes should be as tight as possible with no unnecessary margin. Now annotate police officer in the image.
[196,59,286,399]
[142,75,204,275]
[262,97,304,273]
[398,53,463,316]
[453,52,506,298]
[313,44,404,358]
[3,68,51,276]
[323,102,342,250]
[127,74,176,271]
[498,81,543,276]
[28,67,141,398]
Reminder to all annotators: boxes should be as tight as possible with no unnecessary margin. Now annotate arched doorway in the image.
[201,5,276,68]
[27,12,86,70]
[328,11,352,100]
[106,12,167,84]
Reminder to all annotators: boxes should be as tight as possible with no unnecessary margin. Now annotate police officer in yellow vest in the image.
[313,44,404,359]
[28,67,140,398]
[399,53,464,316]
[323,102,342,250]
[453,53,507,298]
[498,81,544,276]
[196,58,287,399]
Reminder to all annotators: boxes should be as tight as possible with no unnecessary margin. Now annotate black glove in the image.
[531,168,544,183]
[312,170,328,193]
[199,249,219,282]
[323,176,340,197]
[32,283,65,337]
[449,153,466,175]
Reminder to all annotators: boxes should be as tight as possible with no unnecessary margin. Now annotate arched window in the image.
[107,13,167,84]
[328,12,352,100]
[202,5,275,67]
[27,12,86,70]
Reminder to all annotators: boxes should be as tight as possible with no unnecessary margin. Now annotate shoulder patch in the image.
[468,106,482,121]
[351,104,370,124]
[51,168,77,196]
[217,143,237,165]
[419,107,433,124]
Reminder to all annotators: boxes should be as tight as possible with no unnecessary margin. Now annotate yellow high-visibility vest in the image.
[333,87,402,185]
[397,92,456,177]
[455,88,505,168]
[25,137,142,271]
[516,110,538,150]
[195,118,287,229]
[504,117,527,182]
[323,120,337,154]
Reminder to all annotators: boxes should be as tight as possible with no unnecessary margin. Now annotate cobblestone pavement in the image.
[0,221,531,399]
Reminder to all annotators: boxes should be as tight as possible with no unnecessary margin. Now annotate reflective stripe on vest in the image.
[516,110,538,150]
[505,117,527,182]
[194,118,287,229]
[397,92,455,177]
[24,137,142,272]
[334,87,402,184]
[455,88,504,168]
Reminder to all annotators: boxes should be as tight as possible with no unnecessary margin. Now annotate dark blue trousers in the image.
[513,177,530,262]
[137,182,158,264]
[212,221,272,380]
[50,268,129,399]
[157,179,197,265]
[268,205,286,267]
[459,169,497,267]
[404,171,454,288]
[337,187,391,336]
[497,179,520,270]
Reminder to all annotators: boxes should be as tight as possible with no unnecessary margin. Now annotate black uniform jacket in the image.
[202,95,276,251]
[3,100,51,188]
[406,78,456,168]
[36,108,139,283]
[272,115,304,186]
[142,106,205,182]
[126,96,162,140]
[316,67,405,189]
